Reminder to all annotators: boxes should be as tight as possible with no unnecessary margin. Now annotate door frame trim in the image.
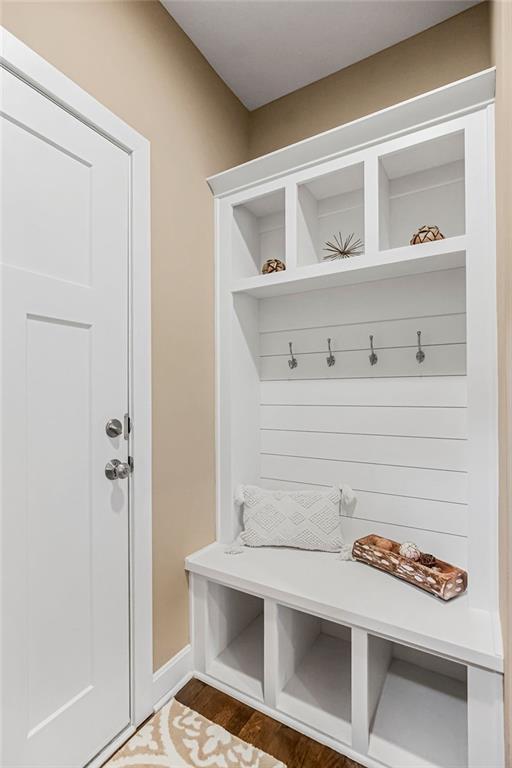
[0,26,153,730]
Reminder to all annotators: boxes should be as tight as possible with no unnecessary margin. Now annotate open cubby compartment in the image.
[379,130,465,250]
[276,605,352,744]
[297,162,364,266]
[232,188,286,279]
[206,581,264,701]
[368,635,467,768]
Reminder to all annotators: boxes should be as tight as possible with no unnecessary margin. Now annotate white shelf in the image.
[208,613,264,702]
[369,659,467,768]
[278,632,352,744]
[378,130,465,250]
[231,238,466,298]
[187,543,503,672]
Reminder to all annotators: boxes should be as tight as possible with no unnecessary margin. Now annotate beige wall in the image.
[249,2,491,158]
[1,0,250,671]
[491,2,512,762]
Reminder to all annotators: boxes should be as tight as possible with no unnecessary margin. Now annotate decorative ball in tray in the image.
[352,534,467,601]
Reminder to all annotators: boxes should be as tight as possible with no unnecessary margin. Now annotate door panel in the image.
[2,116,92,284]
[26,315,93,735]
[1,68,131,767]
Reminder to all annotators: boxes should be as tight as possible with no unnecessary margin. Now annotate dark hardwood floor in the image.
[175,678,362,768]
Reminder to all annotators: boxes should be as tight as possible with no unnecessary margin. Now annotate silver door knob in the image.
[105,459,131,480]
[116,461,131,479]
[106,418,123,438]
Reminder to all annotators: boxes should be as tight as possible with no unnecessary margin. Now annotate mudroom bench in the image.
[186,544,503,768]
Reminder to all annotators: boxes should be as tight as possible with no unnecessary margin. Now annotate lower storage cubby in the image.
[206,582,264,701]
[368,637,468,768]
[276,606,351,744]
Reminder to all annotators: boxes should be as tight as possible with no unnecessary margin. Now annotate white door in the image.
[1,67,131,767]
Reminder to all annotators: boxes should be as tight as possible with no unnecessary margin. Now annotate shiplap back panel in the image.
[258,267,468,565]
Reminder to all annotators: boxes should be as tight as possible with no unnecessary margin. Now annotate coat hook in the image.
[369,334,378,366]
[416,330,425,363]
[288,341,298,370]
[326,338,336,367]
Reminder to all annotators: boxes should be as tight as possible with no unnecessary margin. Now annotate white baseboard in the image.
[152,644,193,711]
[86,725,136,768]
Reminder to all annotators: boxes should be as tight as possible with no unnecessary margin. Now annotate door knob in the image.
[105,459,131,480]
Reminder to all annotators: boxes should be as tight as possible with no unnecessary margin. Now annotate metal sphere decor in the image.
[410,225,445,245]
[261,258,286,274]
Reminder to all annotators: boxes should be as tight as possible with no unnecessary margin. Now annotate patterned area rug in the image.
[105,697,286,767]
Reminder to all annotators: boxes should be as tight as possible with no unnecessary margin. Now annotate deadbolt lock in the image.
[106,418,123,438]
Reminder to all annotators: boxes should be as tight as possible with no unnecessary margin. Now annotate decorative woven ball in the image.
[419,553,437,568]
[262,258,286,274]
[399,541,421,561]
[410,225,445,245]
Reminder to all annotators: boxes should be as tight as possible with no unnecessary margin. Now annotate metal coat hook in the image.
[369,335,378,366]
[326,338,336,367]
[288,341,298,370]
[416,330,425,363]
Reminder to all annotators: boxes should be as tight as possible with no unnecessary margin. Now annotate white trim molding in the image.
[0,26,153,728]
[152,645,194,712]
[85,726,136,768]
[207,67,495,197]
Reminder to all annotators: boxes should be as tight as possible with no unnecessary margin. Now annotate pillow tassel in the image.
[234,485,245,507]
[338,543,354,561]
[341,484,356,507]
[224,544,245,555]
[225,532,245,555]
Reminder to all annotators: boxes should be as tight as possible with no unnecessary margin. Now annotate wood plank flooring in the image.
[175,678,362,768]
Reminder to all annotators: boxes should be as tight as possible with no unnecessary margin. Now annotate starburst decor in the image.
[323,232,364,260]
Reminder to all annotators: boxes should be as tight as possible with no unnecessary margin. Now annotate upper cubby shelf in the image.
[297,163,364,266]
[232,189,285,280]
[227,118,469,298]
[379,131,465,250]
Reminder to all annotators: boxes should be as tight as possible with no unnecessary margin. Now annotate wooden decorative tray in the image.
[352,535,468,600]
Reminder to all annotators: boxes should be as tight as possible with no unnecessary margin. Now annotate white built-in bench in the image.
[186,543,504,768]
[187,543,502,671]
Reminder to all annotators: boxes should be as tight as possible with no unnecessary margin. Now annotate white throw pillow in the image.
[235,485,352,552]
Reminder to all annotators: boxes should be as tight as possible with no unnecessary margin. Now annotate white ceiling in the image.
[161,0,481,110]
